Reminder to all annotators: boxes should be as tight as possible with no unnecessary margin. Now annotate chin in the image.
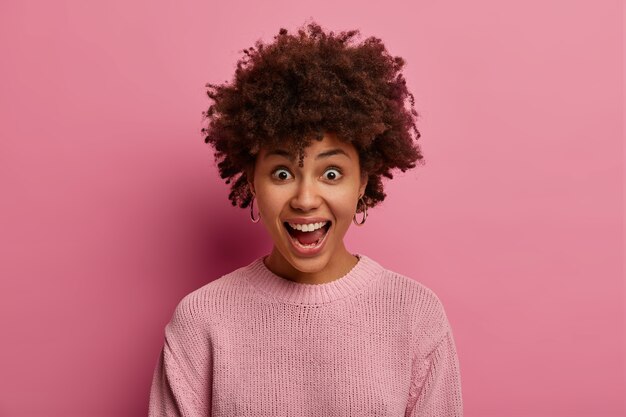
[284,252,331,273]
[291,258,328,274]
[268,238,336,277]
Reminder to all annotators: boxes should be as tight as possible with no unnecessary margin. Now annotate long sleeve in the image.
[149,295,213,417]
[147,254,462,416]
[405,330,464,417]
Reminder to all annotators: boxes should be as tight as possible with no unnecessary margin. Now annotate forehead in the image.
[259,134,359,161]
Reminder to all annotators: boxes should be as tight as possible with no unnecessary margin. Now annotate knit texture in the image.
[148,254,463,416]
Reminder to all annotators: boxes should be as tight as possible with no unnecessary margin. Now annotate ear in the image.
[358,171,368,199]
[245,165,256,196]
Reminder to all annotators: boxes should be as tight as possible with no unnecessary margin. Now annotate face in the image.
[248,133,368,282]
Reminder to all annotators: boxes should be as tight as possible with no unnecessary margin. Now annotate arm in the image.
[405,330,464,417]
[149,296,213,417]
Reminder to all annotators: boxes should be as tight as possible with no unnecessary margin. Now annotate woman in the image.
[149,22,463,417]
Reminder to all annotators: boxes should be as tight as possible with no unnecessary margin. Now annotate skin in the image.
[247,133,368,285]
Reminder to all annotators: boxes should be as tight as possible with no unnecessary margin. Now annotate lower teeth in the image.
[295,239,320,248]
[286,223,329,249]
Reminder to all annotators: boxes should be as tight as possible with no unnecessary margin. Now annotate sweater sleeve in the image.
[148,295,212,417]
[405,329,464,417]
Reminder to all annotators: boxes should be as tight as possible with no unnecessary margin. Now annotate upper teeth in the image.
[287,221,328,232]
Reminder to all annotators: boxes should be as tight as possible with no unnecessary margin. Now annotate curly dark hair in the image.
[202,21,424,211]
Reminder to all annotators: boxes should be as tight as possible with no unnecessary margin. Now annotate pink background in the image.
[0,1,623,416]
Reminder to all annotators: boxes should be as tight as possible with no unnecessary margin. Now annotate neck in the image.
[264,246,359,285]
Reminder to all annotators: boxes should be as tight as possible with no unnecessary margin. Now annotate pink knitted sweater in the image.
[148,254,463,416]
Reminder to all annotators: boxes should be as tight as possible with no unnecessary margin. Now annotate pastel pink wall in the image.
[0,1,623,416]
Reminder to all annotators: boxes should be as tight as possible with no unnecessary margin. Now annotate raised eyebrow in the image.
[263,148,350,161]
[263,149,294,161]
[315,149,350,160]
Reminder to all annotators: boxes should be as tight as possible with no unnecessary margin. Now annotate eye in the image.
[323,167,343,181]
[271,167,293,181]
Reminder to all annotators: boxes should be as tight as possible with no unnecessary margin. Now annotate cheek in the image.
[256,197,277,219]
[254,195,283,239]
[254,185,285,218]
[328,194,359,224]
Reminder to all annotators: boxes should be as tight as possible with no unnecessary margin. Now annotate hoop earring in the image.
[353,197,367,226]
[250,197,260,223]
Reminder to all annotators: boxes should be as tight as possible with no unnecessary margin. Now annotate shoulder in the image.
[371,257,448,317]
[369,257,453,355]
[168,260,255,328]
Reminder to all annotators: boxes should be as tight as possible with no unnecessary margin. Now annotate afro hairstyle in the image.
[202,21,424,212]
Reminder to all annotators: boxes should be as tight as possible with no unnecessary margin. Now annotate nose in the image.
[290,177,322,212]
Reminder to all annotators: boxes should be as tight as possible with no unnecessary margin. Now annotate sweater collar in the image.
[243,254,384,305]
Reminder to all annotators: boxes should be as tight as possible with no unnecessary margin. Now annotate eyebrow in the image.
[264,148,350,161]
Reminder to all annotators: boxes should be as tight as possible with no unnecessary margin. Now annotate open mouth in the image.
[283,221,332,248]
